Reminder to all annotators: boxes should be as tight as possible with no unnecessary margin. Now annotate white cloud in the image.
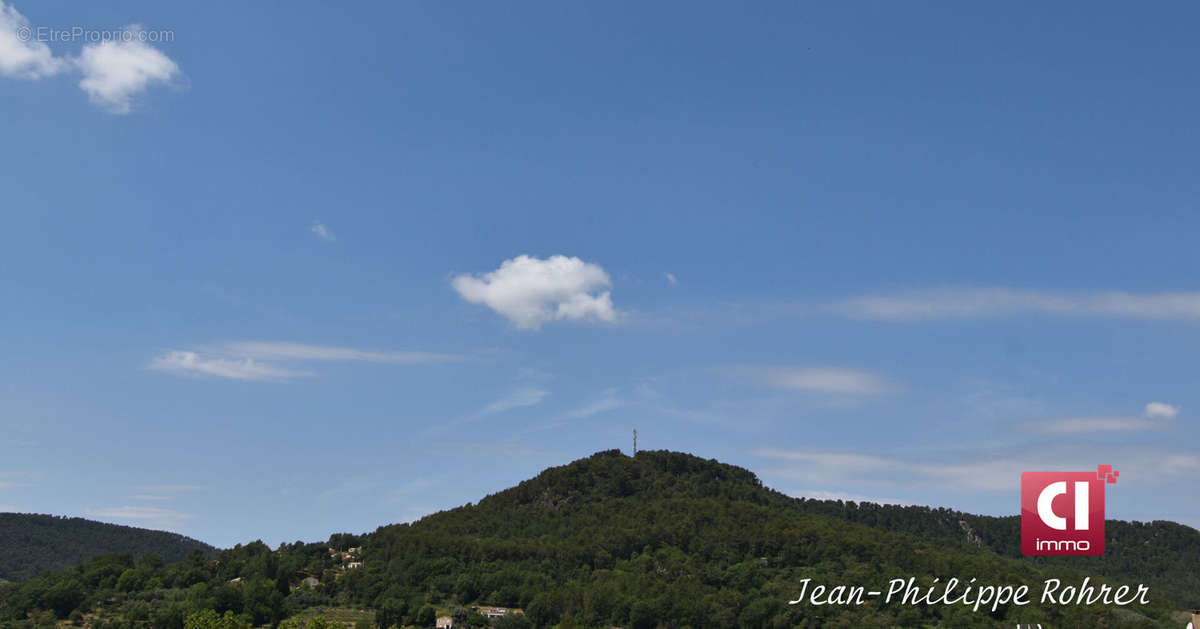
[221,341,460,364]
[0,1,66,78]
[150,342,460,382]
[75,27,179,114]
[0,4,179,114]
[310,222,335,242]
[749,366,896,395]
[1143,401,1179,421]
[664,272,678,285]
[149,350,312,382]
[452,255,619,329]
[482,387,549,415]
[834,287,1200,321]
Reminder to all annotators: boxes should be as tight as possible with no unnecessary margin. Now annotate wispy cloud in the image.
[833,287,1200,321]
[135,484,207,493]
[222,341,460,364]
[452,254,619,329]
[1031,402,1181,434]
[482,387,549,415]
[562,389,624,419]
[0,471,40,489]
[149,350,312,382]
[437,440,561,459]
[310,221,335,242]
[150,341,461,382]
[754,445,1200,493]
[745,365,897,395]
[663,272,678,285]
[86,506,193,528]
[0,3,180,114]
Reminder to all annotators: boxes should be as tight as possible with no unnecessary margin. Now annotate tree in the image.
[375,598,407,628]
[415,604,436,626]
[493,613,532,629]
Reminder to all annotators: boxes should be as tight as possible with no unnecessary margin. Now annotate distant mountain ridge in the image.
[0,513,214,582]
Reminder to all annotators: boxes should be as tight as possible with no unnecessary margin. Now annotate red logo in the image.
[1020,465,1117,556]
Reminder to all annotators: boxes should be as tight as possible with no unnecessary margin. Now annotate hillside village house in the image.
[435,616,454,628]
[473,606,524,619]
[328,546,362,569]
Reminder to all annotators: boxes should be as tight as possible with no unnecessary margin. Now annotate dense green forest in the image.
[0,451,1195,628]
[0,514,214,582]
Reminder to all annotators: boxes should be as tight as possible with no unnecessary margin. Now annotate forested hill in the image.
[0,513,214,582]
[388,449,1200,610]
[1,450,1195,628]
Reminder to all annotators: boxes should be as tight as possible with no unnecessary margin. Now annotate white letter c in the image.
[1037,481,1068,530]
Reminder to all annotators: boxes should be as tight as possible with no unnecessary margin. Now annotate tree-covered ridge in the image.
[0,514,215,582]
[0,450,1194,628]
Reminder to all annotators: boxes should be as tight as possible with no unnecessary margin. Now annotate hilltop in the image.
[0,450,1194,628]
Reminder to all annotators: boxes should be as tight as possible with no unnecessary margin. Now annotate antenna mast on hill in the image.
[632,429,638,456]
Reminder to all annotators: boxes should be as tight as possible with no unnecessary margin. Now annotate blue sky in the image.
[1,1,1198,548]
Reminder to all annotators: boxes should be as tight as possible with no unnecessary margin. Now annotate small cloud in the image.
[747,365,897,395]
[149,350,313,382]
[75,26,180,114]
[663,272,678,285]
[1143,401,1179,421]
[482,387,549,415]
[310,221,335,242]
[452,254,619,329]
